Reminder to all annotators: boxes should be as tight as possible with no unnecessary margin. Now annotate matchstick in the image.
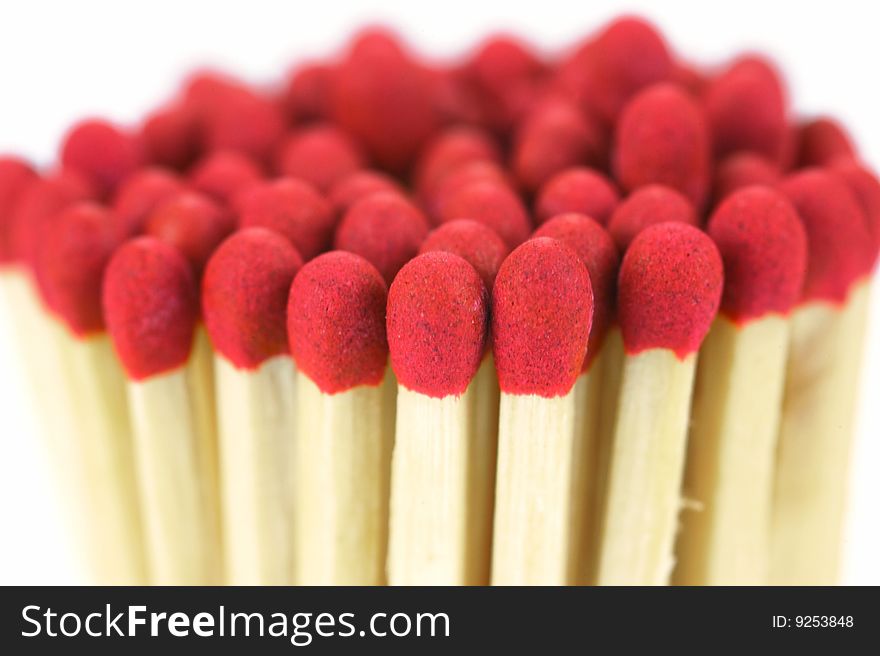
[109,167,184,239]
[104,237,222,584]
[202,227,303,585]
[596,223,722,585]
[771,169,876,585]
[34,201,148,585]
[674,186,807,585]
[385,251,492,585]
[287,251,395,585]
[526,213,620,585]
[490,237,594,585]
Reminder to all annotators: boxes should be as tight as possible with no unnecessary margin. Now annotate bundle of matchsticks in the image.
[1,16,876,586]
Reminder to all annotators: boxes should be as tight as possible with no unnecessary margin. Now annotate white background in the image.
[0,0,877,584]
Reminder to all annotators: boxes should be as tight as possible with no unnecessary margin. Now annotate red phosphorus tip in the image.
[671,60,709,96]
[557,16,673,124]
[328,169,402,214]
[8,170,94,267]
[511,97,607,193]
[426,160,510,222]
[608,184,698,251]
[435,179,532,249]
[618,223,723,358]
[707,186,808,323]
[288,251,389,394]
[533,213,619,369]
[387,251,488,397]
[103,237,199,380]
[110,167,185,239]
[60,119,145,196]
[274,124,366,192]
[0,157,38,263]
[492,237,593,396]
[830,158,880,264]
[613,83,711,209]
[140,103,202,171]
[282,62,335,123]
[703,56,788,162]
[797,117,856,167]
[534,166,619,225]
[202,228,303,369]
[419,219,509,290]
[189,150,264,204]
[145,191,236,276]
[780,169,874,303]
[713,152,780,201]
[463,34,547,131]
[413,126,501,199]
[334,191,429,285]
[330,29,438,173]
[238,177,335,261]
[34,202,120,336]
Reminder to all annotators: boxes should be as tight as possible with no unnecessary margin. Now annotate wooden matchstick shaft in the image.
[596,349,697,585]
[771,281,872,585]
[295,368,396,585]
[387,356,498,585]
[674,316,789,585]
[128,332,221,585]
[216,355,297,585]
[491,369,596,585]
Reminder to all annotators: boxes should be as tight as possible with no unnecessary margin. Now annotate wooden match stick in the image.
[202,227,303,585]
[674,186,807,585]
[386,251,492,585]
[517,213,620,585]
[771,169,876,585]
[34,201,148,585]
[104,237,221,584]
[490,237,594,585]
[596,223,722,585]
[287,251,395,585]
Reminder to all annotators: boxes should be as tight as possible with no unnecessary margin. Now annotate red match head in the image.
[140,103,201,171]
[704,55,788,162]
[188,150,264,204]
[707,186,807,322]
[713,152,780,201]
[511,97,607,193]
[436,179,532,249]
[103,237,199,380]
[618,223,723,358]
[419,219,509,290]
[387,251,488,397]
[275,124,366,192]
[797,117,856,167]
[426,160,510,222]
[0,157,37,264]
[334,191,429,285]
[60,119,144,196]
[830,158,880,265]
[34,202,120,336]
[202,228,303,369]
[414,126,501,199]
[534,166,619,225]
[111,167,185,239]
[282,62,335,123]
[145,191,235,276]
[288,251,389,393]
[781,169,874,302]
[238,177,335,261]
[608,184,698,251]
[566,16,673,123]
[328,170,402,214]
[613,83,711,208]
[331,28,438,173]
[493,237,593,396]
[533,213,619,369]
